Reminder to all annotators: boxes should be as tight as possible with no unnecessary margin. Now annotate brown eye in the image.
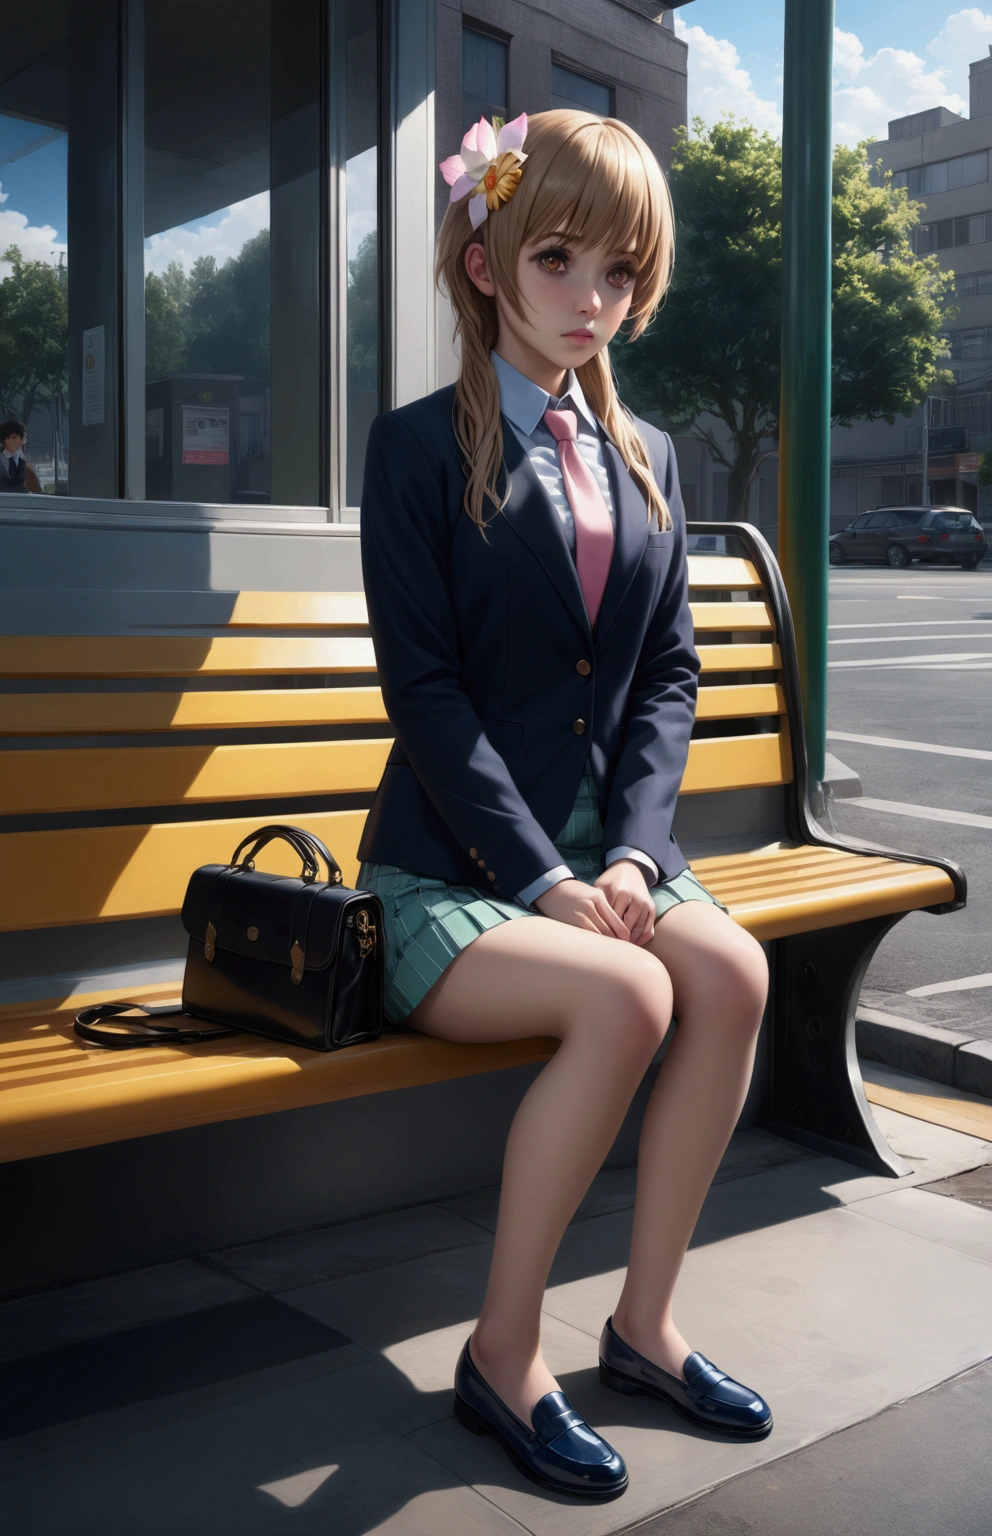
[537,249,568,273]
[607,266,634,289]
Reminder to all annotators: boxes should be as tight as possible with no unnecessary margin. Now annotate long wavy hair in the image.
[435,109,675,533]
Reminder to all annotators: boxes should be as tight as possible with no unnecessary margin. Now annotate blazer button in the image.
[573,719,587,735]
[576,659,591,676]
[477,858,486,868]
[469,847,478,859]
[487,871,496,882]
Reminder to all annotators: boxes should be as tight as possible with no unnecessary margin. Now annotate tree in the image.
[145,232,271,385]
[347,230,378,391]
[0,245,69,431]
[613,120,955,517]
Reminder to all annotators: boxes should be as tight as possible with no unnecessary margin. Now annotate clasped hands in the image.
[533,859,655,946]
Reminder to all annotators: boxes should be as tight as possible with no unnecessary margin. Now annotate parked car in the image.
[829,506,987,569]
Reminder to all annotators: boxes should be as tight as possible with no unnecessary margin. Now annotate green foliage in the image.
[978,451,992,489]
[348,231,378,391]
[145,230,271,384]
[0,245,69,428]
[613,119,955,517]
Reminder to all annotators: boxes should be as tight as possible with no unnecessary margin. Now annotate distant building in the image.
[832,49,992,526]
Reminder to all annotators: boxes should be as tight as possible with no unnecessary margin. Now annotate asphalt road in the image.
[823,562,992,1039]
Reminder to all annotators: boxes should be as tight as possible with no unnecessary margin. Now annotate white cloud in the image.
[143,192,269,276]
[928,9,992,92]
[674,19,782,136]
[0,186,66,275]
[832,27,968,146]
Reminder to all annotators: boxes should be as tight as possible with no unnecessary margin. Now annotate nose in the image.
[577,288,602,319]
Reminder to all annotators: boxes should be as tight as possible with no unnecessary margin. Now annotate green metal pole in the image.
[778,0,834,789]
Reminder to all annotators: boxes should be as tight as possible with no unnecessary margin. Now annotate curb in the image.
[857,1007,992,1100]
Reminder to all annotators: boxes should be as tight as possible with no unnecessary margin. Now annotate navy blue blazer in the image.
[357,384,700,900]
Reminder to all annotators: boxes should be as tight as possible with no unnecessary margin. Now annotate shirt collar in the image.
[3,448,22,463]
[490,350,600,438]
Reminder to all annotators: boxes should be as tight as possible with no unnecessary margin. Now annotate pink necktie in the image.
[543,408,615,628]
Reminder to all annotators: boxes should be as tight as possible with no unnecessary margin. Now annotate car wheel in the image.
[961,555,983,569]
[886,543,910,568]
[829,543,845,566]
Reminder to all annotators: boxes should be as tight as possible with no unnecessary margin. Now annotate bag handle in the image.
[228,824,343,887]
[74,1002,238,1051]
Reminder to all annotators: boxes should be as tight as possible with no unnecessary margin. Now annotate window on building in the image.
[142,0,378,511]
[948,328,992,359]
[463,28,508,132]
[890,109,944,140]
[953,270,992,297]
[0,10,70,493]
[915,213,989,254]
[551,64,612,116]
[893,151,988,198]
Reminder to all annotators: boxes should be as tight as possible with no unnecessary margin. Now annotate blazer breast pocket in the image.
[644,530,674,555]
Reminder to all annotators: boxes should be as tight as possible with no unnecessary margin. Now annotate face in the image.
[3,433,24,455]
[465,232,639,392]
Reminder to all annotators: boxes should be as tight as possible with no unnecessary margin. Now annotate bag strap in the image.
[74,1002,238,1051]
[229,824,343,886]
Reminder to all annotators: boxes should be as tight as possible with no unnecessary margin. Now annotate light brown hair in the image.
[435,109,676,532]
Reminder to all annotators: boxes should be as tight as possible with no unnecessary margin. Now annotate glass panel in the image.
[969,214,987,245]
[906,167,922,196]
[891,170,909,190]
[979,272,992,295]
[0,10,70,494]
[946,156,963,191]
[144,0,273,505]
[462,29,508,132]
[345,0,379,509]
[963,151,988,187]
[551,64,612,117]
[922,160,947,195]
[935,219,954,249]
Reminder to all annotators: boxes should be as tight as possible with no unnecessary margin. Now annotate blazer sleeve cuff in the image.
[605,846,660,886]
[517,865,574,909]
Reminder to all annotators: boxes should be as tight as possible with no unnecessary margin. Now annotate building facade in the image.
[0,0,690,597]
[834,49,992,525]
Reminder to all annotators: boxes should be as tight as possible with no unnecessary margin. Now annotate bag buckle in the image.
[290,940,305,985]
[356,908,377,959]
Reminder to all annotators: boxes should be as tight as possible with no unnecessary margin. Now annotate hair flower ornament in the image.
[440,114,528,231]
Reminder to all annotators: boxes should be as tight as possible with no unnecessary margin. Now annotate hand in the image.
[533,878,631,939]
[594,860,656,947]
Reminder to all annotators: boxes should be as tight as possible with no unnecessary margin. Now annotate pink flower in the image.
[439,114,528,229]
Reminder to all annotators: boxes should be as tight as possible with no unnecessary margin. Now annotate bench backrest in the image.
[0,527,798,994]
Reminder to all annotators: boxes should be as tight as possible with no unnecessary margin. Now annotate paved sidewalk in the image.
[1,1094,991,1535]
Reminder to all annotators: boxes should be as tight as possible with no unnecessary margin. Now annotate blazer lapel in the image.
[499,418,591,645]
[595,440,651,642]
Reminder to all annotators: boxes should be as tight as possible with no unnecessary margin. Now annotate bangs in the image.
[522,123,660,262]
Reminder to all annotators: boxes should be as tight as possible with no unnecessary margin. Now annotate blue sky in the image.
[677,4,992,143]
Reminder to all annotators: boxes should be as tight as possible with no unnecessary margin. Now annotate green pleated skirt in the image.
[359,773,724,1025]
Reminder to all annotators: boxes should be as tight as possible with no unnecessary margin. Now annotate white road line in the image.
[828,652,992,668]
[846,797,992,830]
[828,634,992,646]
[827,731,992,761]
[829,619,992,629]
[906,973,992,998]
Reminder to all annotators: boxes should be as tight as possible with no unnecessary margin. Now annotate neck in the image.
[493,338,567,398]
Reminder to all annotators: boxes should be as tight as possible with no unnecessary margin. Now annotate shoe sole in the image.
[599,1362,773,1440]
[453,1392,629,1501]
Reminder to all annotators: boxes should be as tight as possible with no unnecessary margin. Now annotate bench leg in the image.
[768,916,911,1178]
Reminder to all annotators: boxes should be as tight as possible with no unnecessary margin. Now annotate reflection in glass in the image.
[144,0,272,503]
[345,1,379,508]
[462,29,508,133]
[551,64,612,117]
[0,60,69,492]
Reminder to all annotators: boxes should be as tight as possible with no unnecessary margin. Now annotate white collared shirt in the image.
[489,351,660,906]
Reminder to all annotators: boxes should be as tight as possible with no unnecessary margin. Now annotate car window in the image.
[896,510,926,525]
[866,512,891,528]
[923,511,973,530]
[853,513,873,530]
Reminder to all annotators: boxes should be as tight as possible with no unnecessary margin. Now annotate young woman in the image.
[358,109,771,1501]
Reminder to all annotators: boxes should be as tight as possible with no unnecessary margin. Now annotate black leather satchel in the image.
[74,825,384,1052]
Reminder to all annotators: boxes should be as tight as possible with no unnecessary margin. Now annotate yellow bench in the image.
[0,524,964,1293]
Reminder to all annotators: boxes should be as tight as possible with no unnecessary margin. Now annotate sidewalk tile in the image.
[849,1185,992,1264]
[208,1204,488,1292]
[0,1259,254,1364]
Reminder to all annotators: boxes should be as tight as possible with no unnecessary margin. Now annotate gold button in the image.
[469,847,478,859]
[478,858,486,868]
[573,719,586,735]
[576,659,591,676]
[247,925,258,942]
[487,871,496,882]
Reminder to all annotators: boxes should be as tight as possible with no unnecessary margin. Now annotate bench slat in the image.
[691,602,774,632]
[225,592,368,627]
[0,739,392,815]
[680,731,792,793]
[695,684,785,720]
[0,687,389,737]
[687,556,762,589]
[0,636,377,678]
[696,643,780,672]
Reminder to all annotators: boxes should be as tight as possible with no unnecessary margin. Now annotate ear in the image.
[463,241,496,297]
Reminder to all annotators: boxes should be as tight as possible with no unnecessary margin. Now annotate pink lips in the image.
[563,330,594,342]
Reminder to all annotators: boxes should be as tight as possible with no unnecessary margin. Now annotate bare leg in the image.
[611,903,768,1377]
[409,916,673,1424]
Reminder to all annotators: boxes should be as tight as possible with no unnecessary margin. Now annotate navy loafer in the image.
[453,1340,628,1500]
[599,1316,772,1438]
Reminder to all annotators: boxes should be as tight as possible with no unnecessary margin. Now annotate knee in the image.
[604,951,673,1061]
[707,931,768,1033]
